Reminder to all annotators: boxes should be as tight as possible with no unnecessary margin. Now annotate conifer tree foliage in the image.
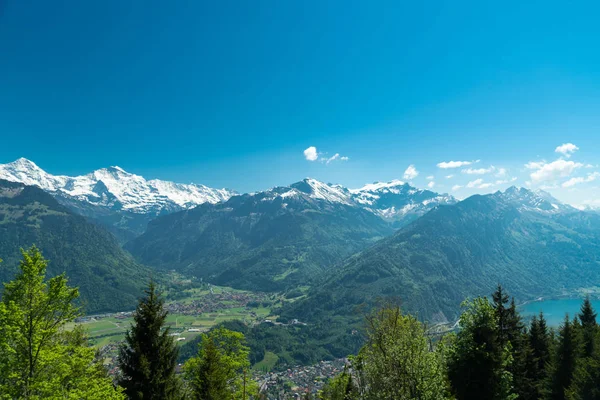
[493,286,532,399]
[118,280,181,400]
[527,312,551,398]
[0,246,124,399]
[549,316,580,400]
[447,297,516,400]
[184,327,258,400]
[318,368,358,400]
[578,296,597,358]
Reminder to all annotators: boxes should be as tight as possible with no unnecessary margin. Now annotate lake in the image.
[519,298,600,327]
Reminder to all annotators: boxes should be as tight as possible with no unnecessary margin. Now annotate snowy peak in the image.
[348,180,456,223]
[349,179,406,194]
[0,158,69,192]
[290,178,353,205]
[495,186,575,213]
[257,178,456,226]
[0,158,236,214]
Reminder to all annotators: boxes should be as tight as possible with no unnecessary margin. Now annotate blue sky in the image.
[1,1,599,206]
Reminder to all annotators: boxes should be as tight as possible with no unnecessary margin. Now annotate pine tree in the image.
[579,297,597,328]
[118,280,181,400]
[447,297,516,400]
[549,315,580,400]
[493,284,511,346]
[493,287,531,399]
[567,355,600,400]
[578,296,597,358]
[528,312,551,398]
[184,327,258,400]
[318,369,358,400]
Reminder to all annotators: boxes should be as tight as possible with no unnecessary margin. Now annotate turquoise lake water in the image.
[519,298,600,327]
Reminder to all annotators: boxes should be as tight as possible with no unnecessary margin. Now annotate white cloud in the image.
[427,181,435,189]
[445,175,454,179]
[325,153,349,164]
[495,168,507,178]
[526,159,584,183]
[582,199,600,209]
[403,164,419,180]
[452,185,463,191]
[562,172,600,188]
[437,160,476,169]
[478,183,494,189]
[555,143,579,158]
[462,166,495,175]
[466,178,484,188]
[304,146,318,161]
[495,177,518,185]
[305,147,349,164]
[426,175,434,180]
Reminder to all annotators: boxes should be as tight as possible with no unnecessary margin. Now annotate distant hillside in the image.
[126,179,394,291]
[0,179,150,313]
[283,188,600,324]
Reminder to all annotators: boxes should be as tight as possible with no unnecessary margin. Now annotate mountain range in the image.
[125,178,397,291]
[2,157,600,329]
[0,179,149,313]
[283,186,600,326]
[0,158,457,239]
[0,158,236,240]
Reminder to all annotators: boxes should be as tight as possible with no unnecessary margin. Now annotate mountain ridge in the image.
[0,179,150,313]
[0,158,236,215]
[282,186,600,325]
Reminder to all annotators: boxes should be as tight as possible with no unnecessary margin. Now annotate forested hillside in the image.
[284,190,600,325]
[0,179,149,312]
[126,181,394,291]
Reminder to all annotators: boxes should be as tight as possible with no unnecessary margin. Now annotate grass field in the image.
[72,284,275,350]
[254,351,279,372]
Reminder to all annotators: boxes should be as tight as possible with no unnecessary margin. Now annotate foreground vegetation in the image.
[319,287,600,400]
[4,246,600,399]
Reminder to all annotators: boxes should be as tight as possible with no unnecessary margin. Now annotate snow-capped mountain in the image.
[0,158,235,215]
[350,180,456,224]
[250,178,456,227]
[494,186,576,214]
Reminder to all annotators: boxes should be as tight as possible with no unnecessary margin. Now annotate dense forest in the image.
[2,247,600,399]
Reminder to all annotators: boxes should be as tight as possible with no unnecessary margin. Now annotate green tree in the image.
[0,246,123,399]
[318,368,358,400]
[352,305,450,400]
[184,327,257,400]
[527,312,551,398]
[508,299,534,399]
[493,285,511,346]
[447,297,516,400]
[549,315,580,400]
[118,280,181,400]
[567,355,600,400]
[578,296,597,358]
[492,287,532,400]
[566,298,600,400]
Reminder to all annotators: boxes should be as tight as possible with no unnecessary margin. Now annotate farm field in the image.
[67,282,280,371]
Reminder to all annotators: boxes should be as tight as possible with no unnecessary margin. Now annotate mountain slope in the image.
[0,179,150,313]
[0,158,236,239]
[349,180,456,227]
[284,188,600,324]
[126,179,394,291]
